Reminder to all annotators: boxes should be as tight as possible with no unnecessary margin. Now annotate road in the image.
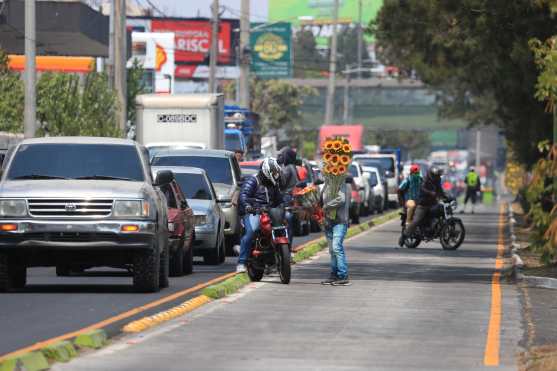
[0,214,375,357]
[54,204,523,370]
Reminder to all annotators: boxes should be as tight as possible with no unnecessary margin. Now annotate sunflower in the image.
[333,141,342,150]
[330,154,340,165]
[325,141,334,150]
[323,152,333,163]
[342,144,352,153]
[324,164,335,175]
[340,155,351,165]
[338,165,347,174]
[331,166,340,176]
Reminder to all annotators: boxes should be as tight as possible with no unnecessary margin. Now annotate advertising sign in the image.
[250,22,292,79]
[130,32,174,93]
[151,19,236,65]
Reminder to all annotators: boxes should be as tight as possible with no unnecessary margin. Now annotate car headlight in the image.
[113,200,149,218]
[194,214,208,226]
[0,199,27,217]
[221,202,233,209]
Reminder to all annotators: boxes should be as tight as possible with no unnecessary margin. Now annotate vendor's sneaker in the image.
[321,274,338,285]
[236,264,247,273]
[332,277,351,286]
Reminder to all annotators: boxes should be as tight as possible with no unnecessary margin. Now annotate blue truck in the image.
[224,106,261,160]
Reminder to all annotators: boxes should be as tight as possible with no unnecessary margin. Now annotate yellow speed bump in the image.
[122,295,212,333]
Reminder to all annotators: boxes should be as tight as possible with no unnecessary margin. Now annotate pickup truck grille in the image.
[27,199,113,218]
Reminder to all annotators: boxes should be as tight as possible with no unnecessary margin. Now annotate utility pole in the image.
[324,0,339,125]
[24,0,36,138]
[113,0,127,133]
[343,71,350,123]
[239,0,250,107]
[208,0,219,94]
[107,0,115,88]
[357,0,363,79]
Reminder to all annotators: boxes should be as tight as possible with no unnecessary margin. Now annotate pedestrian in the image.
[320,176,351,286]
[461,166,481,214]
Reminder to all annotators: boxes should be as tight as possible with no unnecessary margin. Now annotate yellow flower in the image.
[325,141,334,151]
[338,165,347,174]
[323,152,333,163]
[330,154,340,165]
[342,144,352,153]
[340,155,351,165]
[324,164,335,175]
[331,166,340,176]
[333,141,342,150]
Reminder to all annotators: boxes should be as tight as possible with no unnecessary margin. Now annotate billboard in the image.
[250,22,292,79]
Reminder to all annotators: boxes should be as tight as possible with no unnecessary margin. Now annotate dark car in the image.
[158,177,195,276]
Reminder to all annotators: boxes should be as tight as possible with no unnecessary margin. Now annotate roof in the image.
[152,148,234,158]
[136,94,222,109]
[19,136,136,145]
[151,166,207,175]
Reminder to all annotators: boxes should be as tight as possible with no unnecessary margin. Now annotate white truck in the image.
[135,94,225,150]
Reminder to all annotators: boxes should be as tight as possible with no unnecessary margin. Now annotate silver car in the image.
[151,149,242,254]
[152,166,225,265]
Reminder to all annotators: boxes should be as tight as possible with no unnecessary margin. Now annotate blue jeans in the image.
[238,215,260,265]
[325,223,349,279]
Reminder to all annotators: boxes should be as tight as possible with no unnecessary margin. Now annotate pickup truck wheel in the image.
[133,248,160,293]
[0,254,26,292]
[218,234,226,264]
[159,241,169,288]
[169,238,185,277]
[204,232,224,265]
[56,265,71,277]
[183,245,193,275]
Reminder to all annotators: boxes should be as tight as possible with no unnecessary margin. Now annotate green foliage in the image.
[37,72,120,137]
[127,59,146,126]
[293,29,326,78]
[0,49,24,132]
[336,26,369,73]
[372,0,557,166]
[365,129,431,159]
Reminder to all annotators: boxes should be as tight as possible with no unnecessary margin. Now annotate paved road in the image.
[55,204,523,370]
[0,214,376,356]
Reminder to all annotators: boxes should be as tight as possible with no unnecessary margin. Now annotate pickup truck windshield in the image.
[174,173,213,200]
[357,158,395,176]
[152,156,233,185]
[7,144,144,181]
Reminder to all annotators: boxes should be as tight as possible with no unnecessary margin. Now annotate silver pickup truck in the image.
[0,137,172,293]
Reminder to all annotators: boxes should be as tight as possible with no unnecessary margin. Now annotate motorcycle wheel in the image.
[276,243,291,284]
[247,262,264,282]
[440,218,466,250]
[404,235,421,249]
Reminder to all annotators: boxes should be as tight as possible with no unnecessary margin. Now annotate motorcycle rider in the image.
[236,158,284,273]
[461,166,481,214]
[399,166,449,246]
[277,147,298,248]
[398,164,423,225]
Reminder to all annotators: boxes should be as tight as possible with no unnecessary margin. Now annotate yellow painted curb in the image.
[122,295,212,333]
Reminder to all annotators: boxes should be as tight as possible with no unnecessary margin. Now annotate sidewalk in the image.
[55,206,523,371]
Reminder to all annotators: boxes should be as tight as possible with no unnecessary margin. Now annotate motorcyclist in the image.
[399,166,449,246]
[236,158,284,273]
[398,164,422,225]
[277,147,298,248]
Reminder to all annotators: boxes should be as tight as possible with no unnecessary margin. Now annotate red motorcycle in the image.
[246,206,291,284]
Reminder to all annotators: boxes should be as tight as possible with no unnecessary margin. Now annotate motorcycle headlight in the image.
[194,214,208,226]
[113,200,149,218]
[0,199,27,217]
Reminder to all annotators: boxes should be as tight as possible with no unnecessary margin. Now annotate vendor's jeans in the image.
[325,223,349,279]
[239,215,260,265]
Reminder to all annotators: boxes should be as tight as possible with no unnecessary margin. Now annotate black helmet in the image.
[428,166,443,179]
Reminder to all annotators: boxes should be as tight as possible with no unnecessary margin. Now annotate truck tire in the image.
[133,248,160,293]
[159,240,169,288]
[204,232,224,265]
[56,265,71,277]
[183,245,193,275]
[0,254,26,292]
[169,238,185,277]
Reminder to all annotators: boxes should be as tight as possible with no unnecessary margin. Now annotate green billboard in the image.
[250,22,292,79]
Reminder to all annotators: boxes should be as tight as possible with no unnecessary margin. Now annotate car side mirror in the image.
[154,170,174,186]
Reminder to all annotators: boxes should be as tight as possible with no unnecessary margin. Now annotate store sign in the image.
[250,22,292,78]
[151,20,234,65]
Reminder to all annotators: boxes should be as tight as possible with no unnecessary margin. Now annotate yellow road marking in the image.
[483,204,506,366]
[0,271,237,362]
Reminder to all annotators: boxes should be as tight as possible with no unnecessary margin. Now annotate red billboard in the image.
[151,19,234,65]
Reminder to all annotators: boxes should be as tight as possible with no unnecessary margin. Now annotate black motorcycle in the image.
[400,199,465,250]
[245,206,291,284]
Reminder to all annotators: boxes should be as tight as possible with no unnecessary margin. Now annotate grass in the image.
[520,345,557,371]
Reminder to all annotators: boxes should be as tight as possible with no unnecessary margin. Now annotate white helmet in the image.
[260,157,282,186]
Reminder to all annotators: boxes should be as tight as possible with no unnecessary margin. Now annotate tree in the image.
[127,59,146,127]
[0,49,24,132]
[371,0,557,166]
[292,29,327,78]
[364,129,431,159]
[336,26,369,73]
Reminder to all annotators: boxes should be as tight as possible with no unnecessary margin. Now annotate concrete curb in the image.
[74,329,108,350]
[41,341,77,363]
[0,351,49,371]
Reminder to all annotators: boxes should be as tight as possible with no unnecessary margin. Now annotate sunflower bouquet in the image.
[321,137,353,220]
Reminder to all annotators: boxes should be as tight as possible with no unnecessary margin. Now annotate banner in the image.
[250,22,292,79]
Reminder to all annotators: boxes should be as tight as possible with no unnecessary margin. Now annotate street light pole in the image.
[239,0,250,107]
[113,0,127,133]
[24,0,36,138]
[324,0,339,125]
[208,0,219,94]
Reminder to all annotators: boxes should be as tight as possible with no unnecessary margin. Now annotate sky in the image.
[145,0,269,20]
